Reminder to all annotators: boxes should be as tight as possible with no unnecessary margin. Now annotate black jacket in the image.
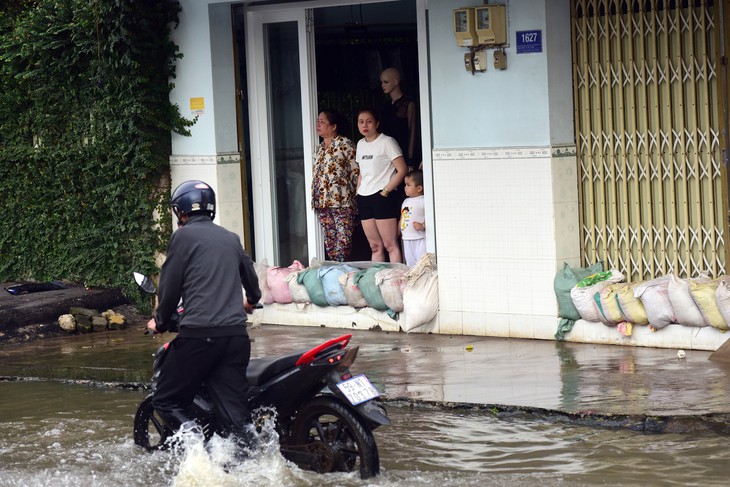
[155,214,261,336]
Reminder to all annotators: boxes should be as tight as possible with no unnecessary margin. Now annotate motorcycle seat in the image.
[246,350,308,386]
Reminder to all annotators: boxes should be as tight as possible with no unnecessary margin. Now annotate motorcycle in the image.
[131,273,390,479]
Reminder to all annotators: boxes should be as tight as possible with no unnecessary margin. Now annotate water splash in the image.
[170,408,311,487]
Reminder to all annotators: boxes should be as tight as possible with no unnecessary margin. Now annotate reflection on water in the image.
[1,381,728,487]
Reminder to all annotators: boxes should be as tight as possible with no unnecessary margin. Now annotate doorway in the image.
[239,0,420,265]
[314,2,420,261]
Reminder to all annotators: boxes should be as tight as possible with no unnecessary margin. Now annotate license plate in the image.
[336,374,380,406]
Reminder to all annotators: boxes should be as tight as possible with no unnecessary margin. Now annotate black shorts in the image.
[357,191,402,220]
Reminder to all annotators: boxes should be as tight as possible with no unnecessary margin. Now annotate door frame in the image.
[245,0,433,264]
[246,7,318,265]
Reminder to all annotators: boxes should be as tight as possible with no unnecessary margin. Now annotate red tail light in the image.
[295,334,352,366]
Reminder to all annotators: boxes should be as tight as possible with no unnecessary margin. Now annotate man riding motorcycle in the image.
[146,180,261,452]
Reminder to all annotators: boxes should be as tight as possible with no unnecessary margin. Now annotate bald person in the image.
[379,67,421,173]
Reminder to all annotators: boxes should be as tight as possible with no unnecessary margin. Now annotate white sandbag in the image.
[715,277,730,329]
[569,270,624,322]
[375,268,407,313]
[633,276,675,329]
[338,271,368,308]
[402,269,439,332]
[254,259,274,305]
[667,274,710,327]
[286,270,310,304]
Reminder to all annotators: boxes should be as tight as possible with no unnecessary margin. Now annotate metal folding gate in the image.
[571,0,727,281]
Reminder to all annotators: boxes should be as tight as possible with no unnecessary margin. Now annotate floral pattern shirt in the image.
[311,135,359,210]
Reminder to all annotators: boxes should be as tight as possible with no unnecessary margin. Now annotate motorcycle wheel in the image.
[133,395,172,451]
[289,396,380,479]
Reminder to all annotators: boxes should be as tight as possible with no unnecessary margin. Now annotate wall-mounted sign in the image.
[516,30,542,54]
[190,97,205,116]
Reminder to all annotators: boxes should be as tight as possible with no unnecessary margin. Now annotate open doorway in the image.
[313,1,420,261]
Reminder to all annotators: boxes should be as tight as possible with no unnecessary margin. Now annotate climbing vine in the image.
[0,0,193,301]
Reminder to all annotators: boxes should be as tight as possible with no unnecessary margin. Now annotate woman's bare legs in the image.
[361,218,386,262]
[376,218,402,263]
[361,218,402,263]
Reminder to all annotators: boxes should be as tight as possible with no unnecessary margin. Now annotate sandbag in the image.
[297,268,328,307]
[594,283,626,325]
[690,279,725,330]
[615,282,648,325]
[320,264,357,306]
[403,269,439,332]
[715,277,730,329]
[338,271,369,308]
[353,265,390,311]
[667,274,710,327]
[286,271,310,304]
[267,260,304,304]
[254,259,274,305]
[633,276,675,329]
[570,270,624,322]
[375,268,407,312]
[554,261,603,321]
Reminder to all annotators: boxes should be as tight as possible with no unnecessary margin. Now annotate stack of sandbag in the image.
[252,256,432,325]
[569,269,730,332]
[402,253,438,332]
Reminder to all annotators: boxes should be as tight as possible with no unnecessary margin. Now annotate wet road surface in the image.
[2,324,730,485]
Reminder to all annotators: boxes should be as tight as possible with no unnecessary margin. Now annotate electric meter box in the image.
[475,5,507,45]
[453,7,478,47]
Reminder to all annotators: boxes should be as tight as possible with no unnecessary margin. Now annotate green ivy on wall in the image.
[0,0,193,303]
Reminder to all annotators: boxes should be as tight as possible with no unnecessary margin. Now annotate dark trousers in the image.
[152,334,252,440]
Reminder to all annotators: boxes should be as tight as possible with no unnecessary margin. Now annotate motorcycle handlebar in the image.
[145,304,262,335]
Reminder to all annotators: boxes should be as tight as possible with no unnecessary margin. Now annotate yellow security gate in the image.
[571,0,728,281]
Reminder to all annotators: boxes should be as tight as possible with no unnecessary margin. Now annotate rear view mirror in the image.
[133,272,157,294]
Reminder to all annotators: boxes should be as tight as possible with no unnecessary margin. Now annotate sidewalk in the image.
[250,324,730,421]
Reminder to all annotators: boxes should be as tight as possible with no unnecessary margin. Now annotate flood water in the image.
[1,328,729,486]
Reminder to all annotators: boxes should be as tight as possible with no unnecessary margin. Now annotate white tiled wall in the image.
[432,147,567,340]
[170,154,246,245]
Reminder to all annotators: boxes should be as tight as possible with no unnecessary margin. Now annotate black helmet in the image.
[171,180,216,223]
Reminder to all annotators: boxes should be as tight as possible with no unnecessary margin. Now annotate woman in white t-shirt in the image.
[355,108,408,263]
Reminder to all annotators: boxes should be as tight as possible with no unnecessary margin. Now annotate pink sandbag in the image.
[267,260,304,304]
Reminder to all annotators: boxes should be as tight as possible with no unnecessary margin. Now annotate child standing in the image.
[400,170,426,266]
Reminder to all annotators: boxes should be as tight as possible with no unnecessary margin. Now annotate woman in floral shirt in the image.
[312,109,359,261]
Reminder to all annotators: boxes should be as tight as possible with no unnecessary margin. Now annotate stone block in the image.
[58,314,77,333]
[77,320,93,333]
[92,316,108,332]
[70,307,98,317]
[75,314,92,326]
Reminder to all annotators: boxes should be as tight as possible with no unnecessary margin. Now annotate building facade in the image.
[168,0,730,350]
